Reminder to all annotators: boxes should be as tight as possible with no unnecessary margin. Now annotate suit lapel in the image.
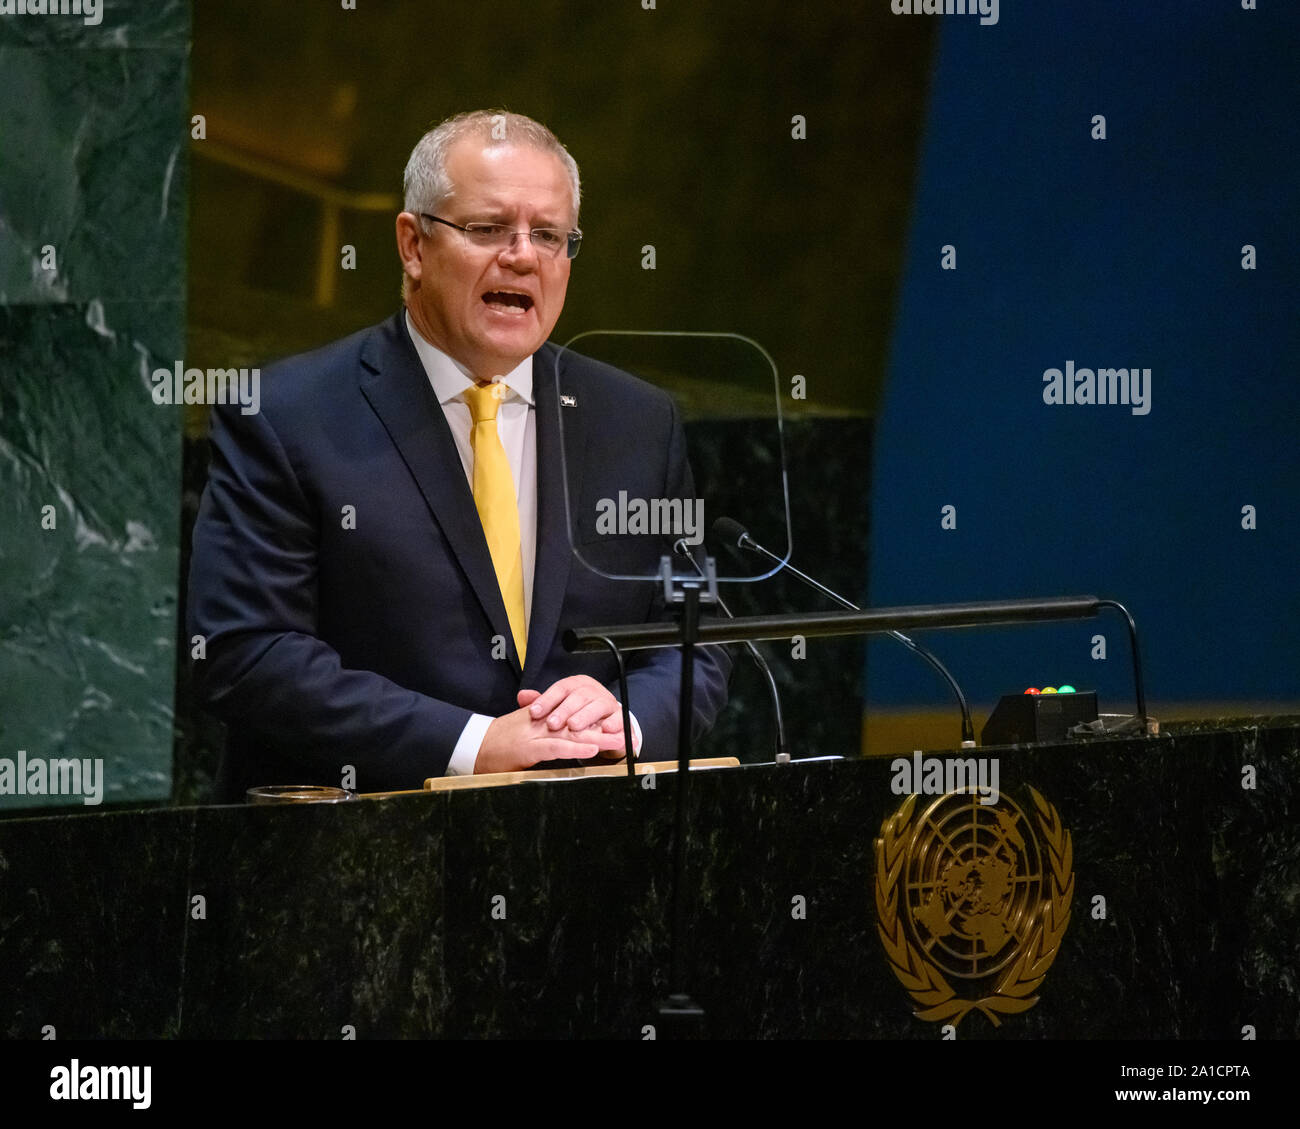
[524,342,582,683]
[358,313,521,672]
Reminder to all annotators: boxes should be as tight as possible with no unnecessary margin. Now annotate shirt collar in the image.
[404,309,534,406]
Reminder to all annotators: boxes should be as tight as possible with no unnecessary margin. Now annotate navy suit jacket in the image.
[188,311,732,800]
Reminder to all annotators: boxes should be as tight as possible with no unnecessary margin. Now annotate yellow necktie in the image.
[464,383,526,663]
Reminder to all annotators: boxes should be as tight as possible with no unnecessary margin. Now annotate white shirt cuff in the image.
[628,711,643,758]
[447,713,494,776]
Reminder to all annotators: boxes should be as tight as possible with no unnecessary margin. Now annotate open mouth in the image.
[482,291,534,314]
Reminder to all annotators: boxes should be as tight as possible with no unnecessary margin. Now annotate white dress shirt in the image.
[403,312,639,774]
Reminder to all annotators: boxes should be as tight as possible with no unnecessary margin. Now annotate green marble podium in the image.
[0,717,1295,1039]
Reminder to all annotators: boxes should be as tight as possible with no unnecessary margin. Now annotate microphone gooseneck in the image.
[675,538,790,764]
[710,517,977,748]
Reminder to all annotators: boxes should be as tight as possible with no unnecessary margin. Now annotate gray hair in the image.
[403,110,581,226]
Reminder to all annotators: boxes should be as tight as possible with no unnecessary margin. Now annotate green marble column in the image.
[0,1,188,811]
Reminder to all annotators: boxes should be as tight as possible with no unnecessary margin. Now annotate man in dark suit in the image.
[188,110,731,800]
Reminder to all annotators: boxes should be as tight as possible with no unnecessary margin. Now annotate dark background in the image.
[177,0,932,804]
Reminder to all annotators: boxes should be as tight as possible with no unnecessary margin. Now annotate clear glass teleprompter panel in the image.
[547,330,791,583]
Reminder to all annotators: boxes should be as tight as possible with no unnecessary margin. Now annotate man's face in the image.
[405,138,574,379]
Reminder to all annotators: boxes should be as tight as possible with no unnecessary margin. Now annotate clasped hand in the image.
[474,675,630,774]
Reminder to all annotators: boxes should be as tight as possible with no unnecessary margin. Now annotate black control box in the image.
[981,691,1099,746]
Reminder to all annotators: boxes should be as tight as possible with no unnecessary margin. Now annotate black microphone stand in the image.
[653,553,719,1036]
[676,538,789,764]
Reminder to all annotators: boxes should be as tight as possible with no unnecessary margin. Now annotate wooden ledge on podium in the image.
[359,756,741,798]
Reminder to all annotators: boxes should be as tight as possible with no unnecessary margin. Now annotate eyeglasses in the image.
[420,214,582,260]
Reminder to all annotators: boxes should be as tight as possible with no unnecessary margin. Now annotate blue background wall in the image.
[867,1,1299,724]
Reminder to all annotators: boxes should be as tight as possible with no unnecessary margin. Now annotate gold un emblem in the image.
[875,787,1074,1028]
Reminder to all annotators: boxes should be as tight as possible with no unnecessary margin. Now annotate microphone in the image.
[674,538,790,765]
[712,517,758,554]
[711,517,977,748]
